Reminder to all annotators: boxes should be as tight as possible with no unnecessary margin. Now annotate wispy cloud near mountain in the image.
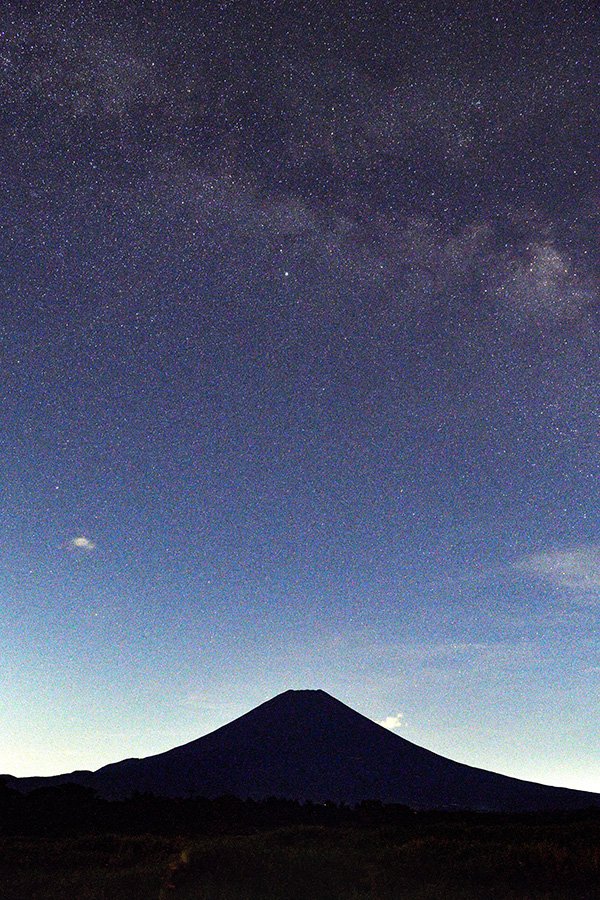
[514,546,600,593]
[378,712,404,730]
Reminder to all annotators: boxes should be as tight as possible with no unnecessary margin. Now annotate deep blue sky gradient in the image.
[0,0,598,789]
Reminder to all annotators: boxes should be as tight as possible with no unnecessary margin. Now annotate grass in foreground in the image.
[1,816,599,899]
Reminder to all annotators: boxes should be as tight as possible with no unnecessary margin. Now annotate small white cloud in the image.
[69,536,96,552]
[514,546,600,592]
[378,713,404,730]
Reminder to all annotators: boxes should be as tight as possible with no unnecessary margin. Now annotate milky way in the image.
[0,1,598,790]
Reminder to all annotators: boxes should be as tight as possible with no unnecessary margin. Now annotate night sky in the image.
[1,1,598,792]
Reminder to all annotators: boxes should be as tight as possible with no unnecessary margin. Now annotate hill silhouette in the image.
[6,689,599,811]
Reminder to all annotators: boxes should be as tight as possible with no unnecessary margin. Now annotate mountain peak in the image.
[274,688,332,698]
[9,690,600,811]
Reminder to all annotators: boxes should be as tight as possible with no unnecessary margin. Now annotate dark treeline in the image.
[2,778,599,838]
[0,780,412,836]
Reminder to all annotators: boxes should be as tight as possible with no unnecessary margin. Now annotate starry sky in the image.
[1,0,598,792]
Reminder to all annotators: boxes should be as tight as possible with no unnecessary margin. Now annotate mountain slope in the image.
[7,690,599,811]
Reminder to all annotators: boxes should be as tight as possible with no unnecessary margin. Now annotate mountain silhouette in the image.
[6,690,599,811]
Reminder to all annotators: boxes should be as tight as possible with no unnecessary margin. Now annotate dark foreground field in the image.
[2,810,599,899]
